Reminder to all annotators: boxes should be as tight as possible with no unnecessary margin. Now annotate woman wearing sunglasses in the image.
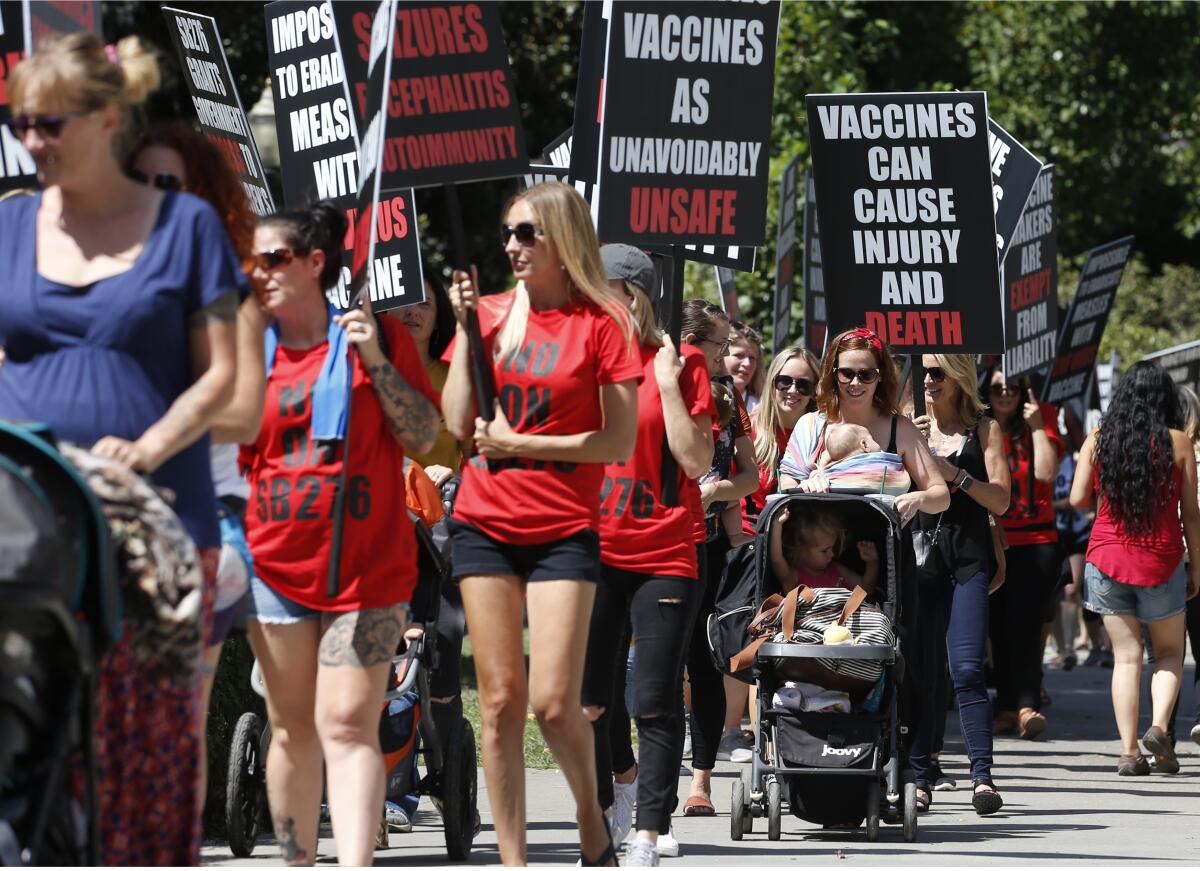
[908,355,1011,815]
[441,182,639,866]
[235,202,440,865]
[0,34,244,864]
[985,369,1065,740]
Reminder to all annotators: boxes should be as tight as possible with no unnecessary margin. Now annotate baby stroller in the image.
[0,421,118,866]
[727,491,917,843]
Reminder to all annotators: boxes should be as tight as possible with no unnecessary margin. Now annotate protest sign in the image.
[265,0,423,311]
[988,118,1042,262]
[1144,340,1200,397]
[1041,235,1134,405]
[162,7,275,217]
[596,1,781,248]
[801,171,828,356]
[568,0,605,190]
[0,1,35,192]
[1002,164,1057,379]
[24,0,99,51]
[805,91,1001,353]
[716,266,739,320]
[773,153,799,353]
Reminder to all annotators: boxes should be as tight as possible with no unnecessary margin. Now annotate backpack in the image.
[705,541,759,683]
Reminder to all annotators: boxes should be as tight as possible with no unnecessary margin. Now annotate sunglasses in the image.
[924,366,947,383]
[836,367,880,385]
[773,374,814,396]
[253,247,310,271]
[129,168,184,192]
[989,383,1022,397]
[4,111,90,138]
[501,222,545,246]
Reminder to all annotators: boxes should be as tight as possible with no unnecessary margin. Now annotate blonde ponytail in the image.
[115,36,161,106]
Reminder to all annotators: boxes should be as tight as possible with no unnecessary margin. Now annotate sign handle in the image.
[910,355,927,417]
[444,183,496,422]
[659,246,687,507]
[327,340,357,598]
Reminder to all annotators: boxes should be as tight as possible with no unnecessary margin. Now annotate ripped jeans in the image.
[583,565,698,833]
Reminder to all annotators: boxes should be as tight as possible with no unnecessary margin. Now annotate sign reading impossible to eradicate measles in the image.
[1003,164,1057,379]
[802,171,828,356]
[1041,235,1134,405]
[264,0,423,310]
[162,7,275,217]
[988,118,1042,263]
[597,1,781,248]
[805,91,1002,353]
[773,153,799,354]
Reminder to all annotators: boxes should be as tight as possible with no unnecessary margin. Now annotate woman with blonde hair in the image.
[724,321,766,413]
[910,355,1011,815]
[441,182,640,865]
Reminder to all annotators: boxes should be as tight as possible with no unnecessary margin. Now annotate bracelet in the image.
[959,473,975,493]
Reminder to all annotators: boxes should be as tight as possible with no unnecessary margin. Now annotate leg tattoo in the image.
[318,606,404,667]
[274,815,310,865]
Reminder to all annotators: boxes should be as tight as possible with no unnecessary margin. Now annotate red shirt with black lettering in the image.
[600,343,715,578]
[242,317,438,611]
[443,292,642,546]
[999,402,1066,546]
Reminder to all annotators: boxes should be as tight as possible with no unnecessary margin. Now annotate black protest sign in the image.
[773,153,799,354]
[568,0,605,188]
[523,163,569,191]
[332,1,528,190]
[1041,235,1134,405]
[805,91,1001,353]
[988,118,1042,262]
[1144,340,1200,397]
[25,0,99,51]
[265,0,423,312]
[716,266,739,320]
[0,1,35,192]
[801,171,828,357]
[162,7,275,217]
[597,1,781,247]
[1002,164,1057,379]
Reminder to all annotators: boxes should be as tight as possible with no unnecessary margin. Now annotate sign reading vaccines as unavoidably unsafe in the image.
[802,172,828,357]
[597,1,782,248]
[162,7,275,217]
[805,91,1002,353]
[1041,235,1134,405]
[773,153,799,354]
[988,118,1042,263]
[264,0,423,311]
[1003,164,1057,379]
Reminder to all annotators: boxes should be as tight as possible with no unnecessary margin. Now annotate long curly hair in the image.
[1095,362,1183,539]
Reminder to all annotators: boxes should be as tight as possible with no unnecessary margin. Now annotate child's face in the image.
[797,527,839,572]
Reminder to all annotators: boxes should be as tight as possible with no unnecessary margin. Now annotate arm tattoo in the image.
[318,606,404,667]
[188,288,239,328]
[366,359,439,450]
[272,815,310,865]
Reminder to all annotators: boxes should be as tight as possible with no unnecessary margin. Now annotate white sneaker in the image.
[1191,722,1200,746]
[384,801,412,833]
[624,837,659,866]
[729,747,753,764]
[656,826,680,858]
[611,777,637,845]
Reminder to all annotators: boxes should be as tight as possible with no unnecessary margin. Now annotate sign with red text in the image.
[1041,235,1134,405]
[801,171,828,357]
[162,7,276,217]
[1002,164,1057,379]
[773,152,799,354]
[265,0,423,311]
[805,91,1001,353]
[332,0,527,190]
[596,1,781,247]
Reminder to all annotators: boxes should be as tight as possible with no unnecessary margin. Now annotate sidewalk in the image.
[202,660,1199,866]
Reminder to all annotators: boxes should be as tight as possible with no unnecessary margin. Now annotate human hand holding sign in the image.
[1022,389,1044,430]
[474,401,520,459]
[333,302,384,364]
[448,266,481,328]
[653,334,685,390]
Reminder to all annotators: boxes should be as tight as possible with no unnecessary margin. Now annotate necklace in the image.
[929,418,965,457]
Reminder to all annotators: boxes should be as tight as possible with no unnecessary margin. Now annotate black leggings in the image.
[583,565,697,832]
[989,541,1061,711]
[607,620,636,776]
[684,535,729,771]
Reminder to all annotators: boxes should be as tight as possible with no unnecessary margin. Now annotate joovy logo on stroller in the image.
[821,744,858,757]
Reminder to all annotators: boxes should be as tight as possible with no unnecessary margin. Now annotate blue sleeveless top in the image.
[0,191,247,548]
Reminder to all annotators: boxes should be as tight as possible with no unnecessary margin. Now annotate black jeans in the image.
[685,534,730,771]
[989,542,1061,712]
[607,620,636,776]
[583,566,697,832]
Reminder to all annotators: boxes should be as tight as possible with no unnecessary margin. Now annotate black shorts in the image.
[447,518,601,583]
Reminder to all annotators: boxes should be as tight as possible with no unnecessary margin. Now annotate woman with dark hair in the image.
[986,369,1065,739]
[236,202,440,865]
[1071,362,1200,775]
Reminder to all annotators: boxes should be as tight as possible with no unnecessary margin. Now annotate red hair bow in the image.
[845,327,884,355]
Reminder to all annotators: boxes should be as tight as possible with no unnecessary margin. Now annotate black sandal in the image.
[914,785,932,813]
[579,815,617,867]
[972,779,1004,816]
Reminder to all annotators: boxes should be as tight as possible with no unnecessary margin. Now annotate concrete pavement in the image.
[202,660,1200,866]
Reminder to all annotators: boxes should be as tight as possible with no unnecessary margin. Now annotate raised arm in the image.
[442,267,482,440]
[656,336,714,479]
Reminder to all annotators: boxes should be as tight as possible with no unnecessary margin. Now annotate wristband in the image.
[959,473,975,493]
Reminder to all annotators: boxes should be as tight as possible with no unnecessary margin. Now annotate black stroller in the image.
[729,491,917,843]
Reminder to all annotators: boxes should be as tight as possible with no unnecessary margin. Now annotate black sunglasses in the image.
[253,247,310,271]
[501,222,545,246]
[4,111,90,138]
[989,383,1021,396]
[773,374,814,396]
[835,367,880,385]
[924,366,947,383]
[129,168,184,192]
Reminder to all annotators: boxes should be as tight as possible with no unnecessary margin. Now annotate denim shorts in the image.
[247,575,409,625]
[1083,561,1186,623]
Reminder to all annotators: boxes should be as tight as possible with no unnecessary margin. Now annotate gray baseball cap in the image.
[600,244,655,294]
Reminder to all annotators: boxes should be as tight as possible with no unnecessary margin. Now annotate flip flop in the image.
[683,795,716,816]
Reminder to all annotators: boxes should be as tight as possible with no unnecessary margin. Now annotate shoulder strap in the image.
[836,586,870,626]
[887,414,899,454]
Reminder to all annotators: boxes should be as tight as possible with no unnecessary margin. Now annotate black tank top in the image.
[916,424,994,583]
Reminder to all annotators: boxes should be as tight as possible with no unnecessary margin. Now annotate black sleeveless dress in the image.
[916,425,994,583]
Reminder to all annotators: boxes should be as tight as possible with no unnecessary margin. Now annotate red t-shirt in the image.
[599,343,715,578]
[1087,463,1184,586]
[743,422,789,536]
[242,317,438,611]
[443,292,642,545]
[998,402,1066,546]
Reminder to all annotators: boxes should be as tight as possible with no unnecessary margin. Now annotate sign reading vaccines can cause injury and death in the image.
[1002,164,1057,379]
[1041,235,1134,405]
[988,118,1042,263]
[806,92,1002,353]
[597,1,781,248]
[162,7,275,217]
[265,0,423,311]
[773,153,799,354]
[802,171,828,357]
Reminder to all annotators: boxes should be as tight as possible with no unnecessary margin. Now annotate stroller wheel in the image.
[766,779,782,841]
[864,780,881,842]
[441,716,478,861]
[740,766,754,834]
[226,712,267,858]
[730,778,746,841]
[902,781,918,842]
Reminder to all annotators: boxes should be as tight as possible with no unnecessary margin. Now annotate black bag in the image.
[705,541,758,683]
[776,716,877,827]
